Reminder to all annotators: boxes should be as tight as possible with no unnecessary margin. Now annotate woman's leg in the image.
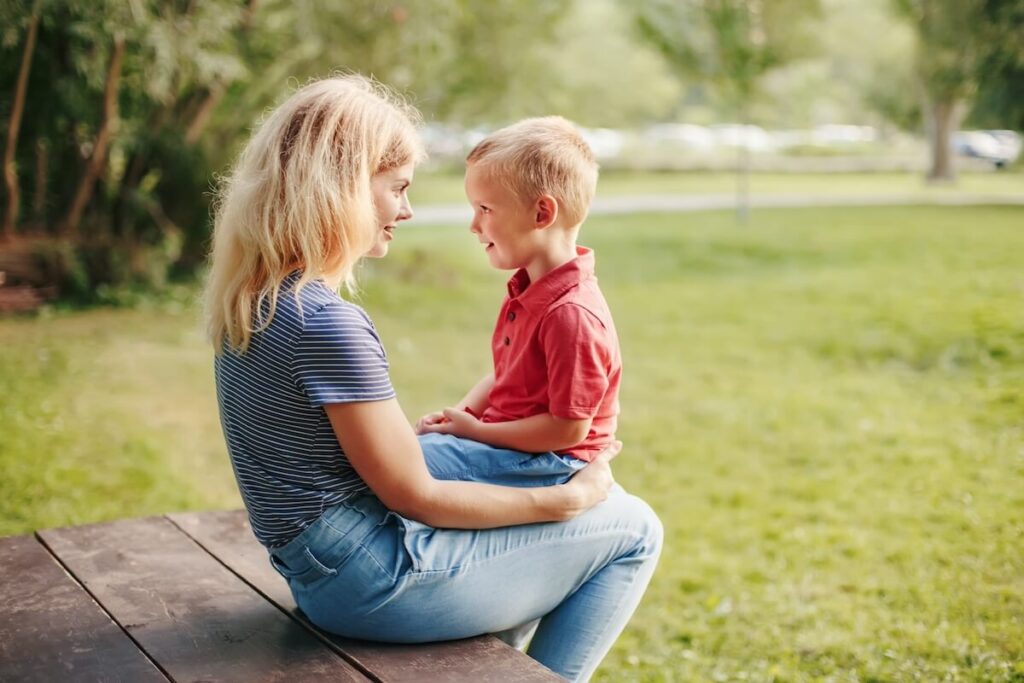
[287,487,662,682]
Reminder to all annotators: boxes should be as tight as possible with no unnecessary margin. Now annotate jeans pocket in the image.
[380,510,428,575]
[269,552,329,586]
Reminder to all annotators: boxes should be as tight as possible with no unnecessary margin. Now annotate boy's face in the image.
[464,164,540,271]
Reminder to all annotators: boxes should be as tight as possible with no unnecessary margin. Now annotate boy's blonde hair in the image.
[466,116,598,227]
[204,74,424,354]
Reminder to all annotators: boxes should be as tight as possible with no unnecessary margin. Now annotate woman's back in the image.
[215,272,392,547]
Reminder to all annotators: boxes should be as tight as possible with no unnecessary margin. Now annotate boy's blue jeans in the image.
[268,433,662,682]
[418,432,588,486]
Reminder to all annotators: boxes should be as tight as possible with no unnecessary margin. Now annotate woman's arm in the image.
[325,398,614,529]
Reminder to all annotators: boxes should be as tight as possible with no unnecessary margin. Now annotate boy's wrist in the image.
[467,419,488,442]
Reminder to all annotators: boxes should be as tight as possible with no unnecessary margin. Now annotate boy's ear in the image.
[534,195,558,229]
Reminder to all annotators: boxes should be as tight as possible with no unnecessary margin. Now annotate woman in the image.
[204,75,662,682]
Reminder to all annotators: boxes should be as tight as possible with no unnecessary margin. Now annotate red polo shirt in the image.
[481,247,621,461]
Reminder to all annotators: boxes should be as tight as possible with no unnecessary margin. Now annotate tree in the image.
[895,0,989,182]
[635,0,821,222]
[1,0,40,239]
[968,0,1024,131]
[1,0,709,298]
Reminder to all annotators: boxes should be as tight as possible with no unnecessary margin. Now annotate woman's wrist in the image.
[541,481,587,521]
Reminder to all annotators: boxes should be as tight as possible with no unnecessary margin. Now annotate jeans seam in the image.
[407,528,644,577]
[554,550,652,673]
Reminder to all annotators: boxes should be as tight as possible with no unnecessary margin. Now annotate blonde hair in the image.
[204,74,424,354]
[466,116,598,227]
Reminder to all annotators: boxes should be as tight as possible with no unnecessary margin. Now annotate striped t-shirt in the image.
[214,273,395,548]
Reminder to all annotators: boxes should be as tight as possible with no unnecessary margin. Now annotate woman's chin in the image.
[365,243,389,258]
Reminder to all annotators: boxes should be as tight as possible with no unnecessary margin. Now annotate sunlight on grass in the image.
[2,205,1022,681]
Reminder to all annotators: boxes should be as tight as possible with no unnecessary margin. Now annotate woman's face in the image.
[367,162,415,258]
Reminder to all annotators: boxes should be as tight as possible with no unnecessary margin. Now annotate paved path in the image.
[408,192,1024,226]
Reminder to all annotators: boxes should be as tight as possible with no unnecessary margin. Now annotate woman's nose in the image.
[398,195,413,222]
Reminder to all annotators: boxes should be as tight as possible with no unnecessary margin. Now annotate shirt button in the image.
[504,336,510,345]
[508,311,516,322]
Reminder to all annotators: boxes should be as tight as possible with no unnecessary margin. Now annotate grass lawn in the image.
[409,169,1024,205]
[2,205,1022,681]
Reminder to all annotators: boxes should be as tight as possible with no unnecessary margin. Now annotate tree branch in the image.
[63,34,126,239]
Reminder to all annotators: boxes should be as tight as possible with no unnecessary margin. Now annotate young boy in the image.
[415,117,621,488]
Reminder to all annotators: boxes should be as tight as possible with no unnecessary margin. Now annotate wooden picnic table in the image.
[0,510,562,682]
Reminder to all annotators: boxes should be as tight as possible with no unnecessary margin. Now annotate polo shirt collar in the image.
[506,246,595,312]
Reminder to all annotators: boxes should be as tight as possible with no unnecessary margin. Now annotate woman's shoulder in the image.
[284,280,379,340]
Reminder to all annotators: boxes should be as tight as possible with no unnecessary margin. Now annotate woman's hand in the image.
[558,440,622,520]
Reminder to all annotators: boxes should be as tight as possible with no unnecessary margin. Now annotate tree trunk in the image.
[737,100,751,225]
[927,97,961,183]
[63,34,126,239]
[184,0,258,146]
[184,82,226,145]
[2,2,42,240]
[33,138,48,224]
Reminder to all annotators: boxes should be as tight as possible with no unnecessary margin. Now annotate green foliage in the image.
[635,0,822,111]
[2,205,1023,680]
[2,0,694,297]
[969,0,1024,129]
[894,0,987,101]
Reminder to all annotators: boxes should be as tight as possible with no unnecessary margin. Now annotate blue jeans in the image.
[269,437,663,682]
[418,432,589,486]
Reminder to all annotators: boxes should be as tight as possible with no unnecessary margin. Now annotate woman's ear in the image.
[534,195,558,229]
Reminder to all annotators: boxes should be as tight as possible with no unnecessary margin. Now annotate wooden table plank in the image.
[38,517,368,683]
[0,534,168,683]
[169,509,564,683]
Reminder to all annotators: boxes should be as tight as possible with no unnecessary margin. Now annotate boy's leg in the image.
[418,432,586,488]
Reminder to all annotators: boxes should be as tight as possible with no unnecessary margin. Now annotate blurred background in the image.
[0,0,1021,299]
[1,1,1022,681]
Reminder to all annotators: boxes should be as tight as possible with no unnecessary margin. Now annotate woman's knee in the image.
[605,488,664,559]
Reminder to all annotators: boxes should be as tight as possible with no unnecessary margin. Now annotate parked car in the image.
[643,123,716,151]
[579,127,626,160]
[953,130,1022,168]
[709,124,776,152]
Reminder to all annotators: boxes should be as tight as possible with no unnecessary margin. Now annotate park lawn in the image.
[409,168,1024,205]
[1,205,1022,681]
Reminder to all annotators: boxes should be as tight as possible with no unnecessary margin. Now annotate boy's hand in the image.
[418,407,482,440]
[414,410,449,435]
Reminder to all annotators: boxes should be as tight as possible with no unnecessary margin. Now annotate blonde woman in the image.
[204,75,662,683]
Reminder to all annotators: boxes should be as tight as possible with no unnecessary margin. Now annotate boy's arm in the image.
[414,373,494,434]
[422,408,592,453]
[457,372,494,415]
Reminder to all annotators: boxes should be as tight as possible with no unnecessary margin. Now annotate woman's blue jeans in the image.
[268,434,663,682]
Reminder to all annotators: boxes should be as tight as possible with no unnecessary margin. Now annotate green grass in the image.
[2,205,1023,681]
[410,169,1024,205]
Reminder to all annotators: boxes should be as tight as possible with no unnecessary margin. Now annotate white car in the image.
[953,130,1022,168]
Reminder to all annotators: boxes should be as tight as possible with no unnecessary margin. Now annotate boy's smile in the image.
[464,164,545,273]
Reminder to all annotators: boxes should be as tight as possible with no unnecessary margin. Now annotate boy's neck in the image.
[524,232,579,284]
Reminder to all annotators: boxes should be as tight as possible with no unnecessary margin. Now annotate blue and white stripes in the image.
[214,273,395,548]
